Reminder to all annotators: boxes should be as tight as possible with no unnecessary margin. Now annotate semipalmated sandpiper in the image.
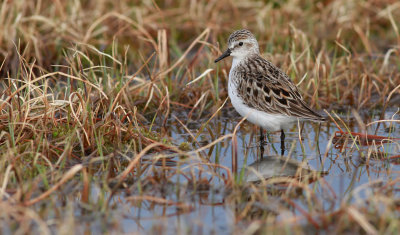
[215,29,325,155]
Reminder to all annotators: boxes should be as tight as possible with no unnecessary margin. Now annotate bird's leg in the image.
[280,129,285,156]
[260,128,264,144]
[259,128,265,158]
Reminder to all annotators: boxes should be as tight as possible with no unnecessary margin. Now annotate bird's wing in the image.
[235,60,325,121]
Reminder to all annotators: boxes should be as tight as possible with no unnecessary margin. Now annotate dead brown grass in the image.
[0,0,399,234]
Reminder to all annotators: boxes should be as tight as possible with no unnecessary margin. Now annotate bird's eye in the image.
[238,42,243,46]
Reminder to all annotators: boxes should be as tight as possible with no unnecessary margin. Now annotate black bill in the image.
[214,48,231,63]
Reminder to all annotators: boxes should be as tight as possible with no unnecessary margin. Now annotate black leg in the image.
[280,129,285,156]
[260,128,265,158]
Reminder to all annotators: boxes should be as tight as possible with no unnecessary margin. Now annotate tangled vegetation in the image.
[0,0,399,234]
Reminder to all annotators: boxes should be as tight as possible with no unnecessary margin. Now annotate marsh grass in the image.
[0,0,400,234]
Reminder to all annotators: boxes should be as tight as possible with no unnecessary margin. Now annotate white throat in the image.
[231,56,246,69]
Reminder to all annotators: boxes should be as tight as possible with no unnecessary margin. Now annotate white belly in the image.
[228,80,297,132]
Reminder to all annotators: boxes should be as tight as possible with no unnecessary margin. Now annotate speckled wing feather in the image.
[234,55,325,121]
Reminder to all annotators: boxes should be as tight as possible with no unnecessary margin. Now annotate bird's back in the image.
[229,55,325,122]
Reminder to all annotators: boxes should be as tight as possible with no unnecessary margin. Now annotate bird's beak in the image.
[214,48,231,63]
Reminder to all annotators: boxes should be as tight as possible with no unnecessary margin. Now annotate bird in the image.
[214,29,325,156]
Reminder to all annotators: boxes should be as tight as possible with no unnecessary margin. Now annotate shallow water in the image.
[96,107,400,234]
[15,107,398,234]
